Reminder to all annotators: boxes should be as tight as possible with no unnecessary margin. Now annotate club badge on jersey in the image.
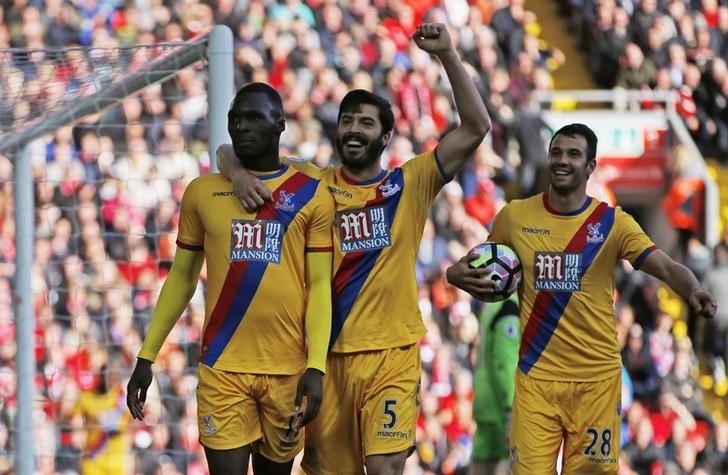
[274,190,296,212]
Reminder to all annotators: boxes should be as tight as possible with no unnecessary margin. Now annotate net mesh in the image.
[0,41,210,473]
[0,43,197,138]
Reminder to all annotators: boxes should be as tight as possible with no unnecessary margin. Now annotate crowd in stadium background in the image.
[1,0,728,474]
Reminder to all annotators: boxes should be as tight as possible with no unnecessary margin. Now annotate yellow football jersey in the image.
[489,193,656,382]
[177,166,334,374]
[73,385,130,472]
[321,151,447,353]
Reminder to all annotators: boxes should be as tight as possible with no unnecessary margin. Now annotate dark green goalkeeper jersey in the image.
[474,294,520,424]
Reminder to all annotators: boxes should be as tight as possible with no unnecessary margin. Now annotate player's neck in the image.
[546,188,589,214]
[239,151,282,172]
[341,163,385,183]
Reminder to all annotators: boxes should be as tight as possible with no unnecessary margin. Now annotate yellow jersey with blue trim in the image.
[176,166,334,374]
[320,150,449,353]
[72,386,130,464]
[488,193,657,382]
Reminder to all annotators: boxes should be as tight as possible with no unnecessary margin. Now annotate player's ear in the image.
[381,131,391,147]
[586,159,596,176]
[278,117,286,133]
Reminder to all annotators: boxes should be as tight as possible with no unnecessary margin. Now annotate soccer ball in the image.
[468,242,522,302]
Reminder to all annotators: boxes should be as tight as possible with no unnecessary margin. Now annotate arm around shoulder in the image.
[216,143,273,212]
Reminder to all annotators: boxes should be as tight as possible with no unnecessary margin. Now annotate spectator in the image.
[703,419,728,473]
[622,323,660,402]
[622,417,664,474]
[702,242,728,379]
[630,0,660,50]
[650,312,676,379]
[660,344,704,417]
[616,42,657,90]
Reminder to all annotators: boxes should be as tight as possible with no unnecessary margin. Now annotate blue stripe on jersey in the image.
[330,168,405,350]
[519,206,616,374]
[306,246,333,253]
[201,174,321,366]
[257,164,290,180]
[176,239,204,251]
[433,148,452,181]
[632,245,657,270]
[272,176,321,223]
[202,260,268,365]
[350,168,387,185]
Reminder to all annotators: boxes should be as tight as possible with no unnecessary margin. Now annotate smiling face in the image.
[227,91,284,162]
[547,133,595,196]
[334,103,390,172]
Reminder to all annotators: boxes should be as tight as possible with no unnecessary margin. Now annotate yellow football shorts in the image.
[301,344,421,475]
[510,369,621,475]
[196,364,304,462]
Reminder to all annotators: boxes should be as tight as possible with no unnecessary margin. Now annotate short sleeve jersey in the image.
[488,193,657,381]
[318,151,448,353]
[177,166,334,374]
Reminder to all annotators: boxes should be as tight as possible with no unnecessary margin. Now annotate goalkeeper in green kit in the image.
[471,294,520,475]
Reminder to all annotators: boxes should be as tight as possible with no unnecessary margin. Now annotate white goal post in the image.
[0,25,233,475]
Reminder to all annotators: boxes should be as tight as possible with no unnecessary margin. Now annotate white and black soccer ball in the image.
[468,241,522,302]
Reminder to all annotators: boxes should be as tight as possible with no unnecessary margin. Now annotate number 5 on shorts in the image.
[383,400,398,429]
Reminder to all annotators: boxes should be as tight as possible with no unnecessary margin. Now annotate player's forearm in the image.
[138,250,204,361]
[665,261,702,303]
[217,143,246,176]
[642,250,700,302]
[304,252,333,373]
[436,49,491,142]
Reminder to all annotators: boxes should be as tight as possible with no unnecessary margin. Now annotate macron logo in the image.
[212,191,234,197]
[522,226,550,235]
[327,186,353,199]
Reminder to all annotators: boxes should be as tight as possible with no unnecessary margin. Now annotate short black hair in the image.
[550,123,598,162]
[232,82,284,114]
[338,89,395,136]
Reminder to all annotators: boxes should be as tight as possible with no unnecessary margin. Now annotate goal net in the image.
[0,31,228,474]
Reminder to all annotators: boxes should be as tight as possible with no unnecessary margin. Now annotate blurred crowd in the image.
[0,0,727,474]
[565,0,728,164]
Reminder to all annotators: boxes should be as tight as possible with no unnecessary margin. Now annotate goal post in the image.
[1,25,233,474]
[0,27,234,156]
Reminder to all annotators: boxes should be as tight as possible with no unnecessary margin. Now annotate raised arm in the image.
[217,143,274,212]
[126,247,204,419]
[413,23,491,178]
[639,249,717,319]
